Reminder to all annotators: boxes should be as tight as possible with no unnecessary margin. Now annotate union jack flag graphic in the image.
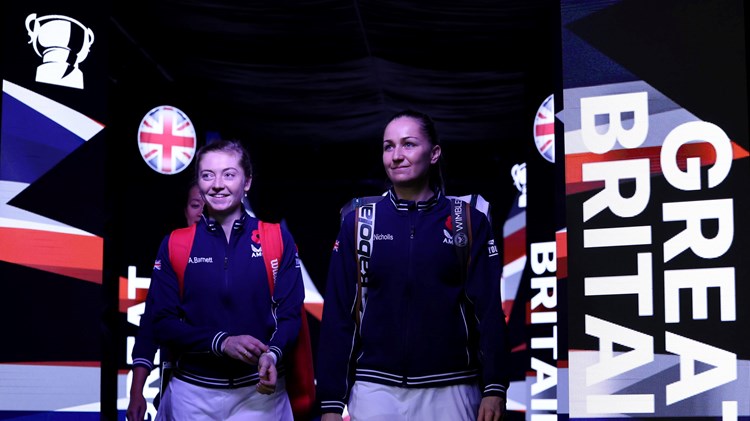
[138,105,197,174]
[533,94,555,163]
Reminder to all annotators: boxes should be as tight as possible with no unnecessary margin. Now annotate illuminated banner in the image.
[1,1,108,419]
[561,1,749,420]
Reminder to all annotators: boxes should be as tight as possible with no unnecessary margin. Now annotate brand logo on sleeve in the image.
[487,239,498,257]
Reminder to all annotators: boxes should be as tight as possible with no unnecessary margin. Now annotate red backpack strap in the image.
[168,224,197,298]
[258,221,283,294]
[259,220,315,419]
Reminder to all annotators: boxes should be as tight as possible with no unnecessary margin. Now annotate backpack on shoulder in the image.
[340,193,490,327]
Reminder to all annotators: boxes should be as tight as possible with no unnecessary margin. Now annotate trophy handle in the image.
[85,28,95,46]
[77,27,95,64]
[24,13,42,57]
[25,13,37,35]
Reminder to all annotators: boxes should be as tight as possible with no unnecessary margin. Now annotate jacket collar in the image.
[201,209,247,232]
[388,187,441,211]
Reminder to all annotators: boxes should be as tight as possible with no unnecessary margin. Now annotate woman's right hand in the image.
[256,352,278,395]
[126,366,149,421]
[220,334,269,364]
[125,393,146,421]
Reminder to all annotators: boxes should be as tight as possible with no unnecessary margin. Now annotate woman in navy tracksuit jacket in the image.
[317,110,510,421]
[148,139,304,420]
[149,213,303,387]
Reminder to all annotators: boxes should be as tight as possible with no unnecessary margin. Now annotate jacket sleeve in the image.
[266,226,305,363]
[465,208,510,399]
[131,290,159,371]
[148,233,223,356]
[316,212,360,415]
[150,231,237,357]
[148,234,191,350]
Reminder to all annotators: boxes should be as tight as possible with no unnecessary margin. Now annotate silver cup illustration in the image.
[25,13,95,89]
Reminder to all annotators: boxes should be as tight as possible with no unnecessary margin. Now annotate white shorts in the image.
[155,377,293,421]
[349,381,481,421]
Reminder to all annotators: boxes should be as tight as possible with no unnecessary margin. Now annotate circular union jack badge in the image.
[533,94,555,163]
[137,105,197,175]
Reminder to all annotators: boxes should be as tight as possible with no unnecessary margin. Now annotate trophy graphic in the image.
[25,13,95,89]
[511,162,527,209]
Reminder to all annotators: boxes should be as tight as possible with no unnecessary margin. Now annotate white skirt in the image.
[349,380,481,421]
[155,376,293,421]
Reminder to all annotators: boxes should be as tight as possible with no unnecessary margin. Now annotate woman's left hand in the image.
[256,352,278,395]
[221,334,269,364]
[478,396,505,421]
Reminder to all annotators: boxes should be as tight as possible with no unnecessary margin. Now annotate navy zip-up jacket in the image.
[148,213,304,388]
[317,190,510,415]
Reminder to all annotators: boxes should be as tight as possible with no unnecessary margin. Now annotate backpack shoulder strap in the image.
[450,198,472,283]
[340,195,385,225]
[353,201,377,330]
[447,193,491,227]
[258,221,283,295]
[168,224,197,298]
